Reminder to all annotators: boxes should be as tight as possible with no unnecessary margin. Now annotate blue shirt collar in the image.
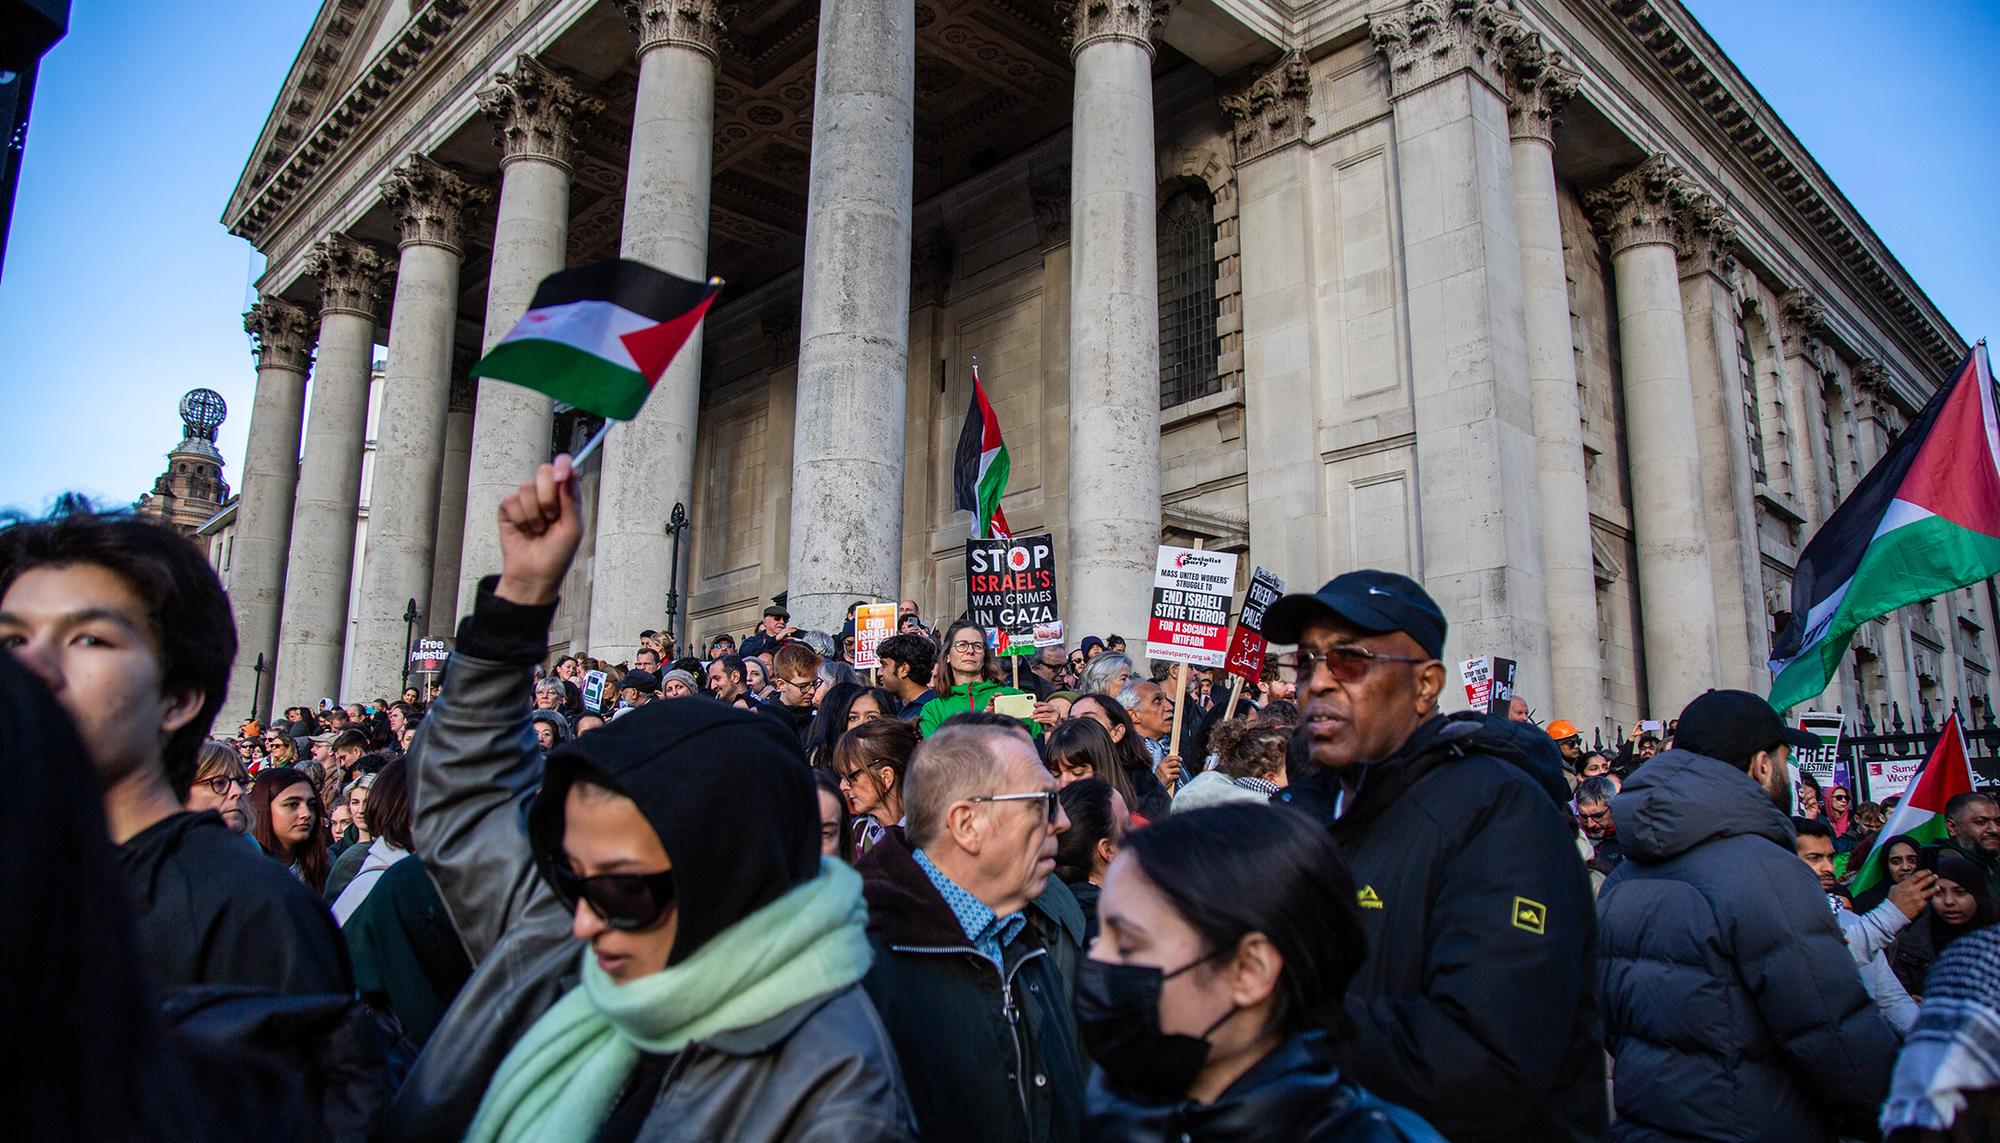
[911,846,1025,965]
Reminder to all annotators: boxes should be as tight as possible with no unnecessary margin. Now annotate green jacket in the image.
[917,679,1042,738]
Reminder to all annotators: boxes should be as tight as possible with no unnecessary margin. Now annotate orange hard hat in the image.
[1546,719,1581,740]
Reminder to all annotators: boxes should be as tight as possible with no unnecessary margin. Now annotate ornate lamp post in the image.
[665,503,688,653]
[400,598,420,690]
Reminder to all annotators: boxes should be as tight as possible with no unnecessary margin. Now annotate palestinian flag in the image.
[1769,345,2000,711]
[954,363,1012,539]
[469,259,722,421]
[1848,712,1977,896]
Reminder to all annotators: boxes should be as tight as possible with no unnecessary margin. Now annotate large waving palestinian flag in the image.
[954,363,1012,540]
[1847,712,1977,896]
[470,259,722,420]
[1770,345,2000,712]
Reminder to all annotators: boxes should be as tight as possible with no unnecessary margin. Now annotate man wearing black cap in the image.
[1597,689,1896,1141]
[1264,569,1605,1143]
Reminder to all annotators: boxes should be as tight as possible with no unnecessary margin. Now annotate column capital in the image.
[304,234,395,321]
[1584,153,1700,255]
[243,296,316,372]
[1220,50,1313,164]
[1674,191,1737,282]
[1500,26,1580,145]
[1778,288,1836,371]
[621,0,730,63]
[478,55,606,173]
[1369,0,1515,102]
[1853,357,1895,409]
[1060,0,1171,59]
[1030,166,1071,247]
[380,154,492,254]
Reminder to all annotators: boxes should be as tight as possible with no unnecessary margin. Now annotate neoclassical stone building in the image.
[222,0,1992,740]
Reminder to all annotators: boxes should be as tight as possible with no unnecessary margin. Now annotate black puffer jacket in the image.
[1276,713,1605,1143]
[1597,748,1896,1142]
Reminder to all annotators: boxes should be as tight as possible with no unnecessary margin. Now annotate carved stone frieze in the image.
[1369,0,1516,101]
[1030,166,1070,247]
[1498,25,1580,146]
[243,296,316,372]
[621,0,730,62]
[1583,153,1702,255]
[304,234,394,321]
[379,154,492,254]
[1220,50,1312,164]
[1059,0,1170,58]
[478,55,605,172]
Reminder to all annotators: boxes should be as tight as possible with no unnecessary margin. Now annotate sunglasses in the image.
[968,790,1061,822]
[1295,644,1433,685]
[545,862,678,932]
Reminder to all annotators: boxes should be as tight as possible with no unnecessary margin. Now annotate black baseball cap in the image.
[1261,570,1447,659]
[1672,689,1819,766]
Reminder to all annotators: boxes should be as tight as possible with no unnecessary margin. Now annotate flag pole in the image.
[570,418,614,468]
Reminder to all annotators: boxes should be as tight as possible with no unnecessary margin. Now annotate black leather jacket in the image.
[378,579,915,1142]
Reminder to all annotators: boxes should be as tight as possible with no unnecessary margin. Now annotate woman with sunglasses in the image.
[249,767,331,893]
[1081,804,1443,1142]
[917,619,1040,739]
[383,457,914,1143]
[185,740,251,833]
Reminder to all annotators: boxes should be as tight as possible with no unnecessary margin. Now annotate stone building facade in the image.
[221,0,1991,740]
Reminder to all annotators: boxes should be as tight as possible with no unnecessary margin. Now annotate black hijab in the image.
[527,697,819,963]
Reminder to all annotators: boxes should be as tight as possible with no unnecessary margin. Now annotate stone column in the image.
[1371,0,1550,704]
[590,0,727,660]
[349,156,489,696]
[455,56,603,621]
[1676,196,1768,692]
[428,366,475,639]
[1064,0,1168,647]
[1779,289,1835,528]
[228,297,315,723]
[1501,33,1599,727]
[1585,155,1720,716]
[783,0,914,630]
[274,236,392,707]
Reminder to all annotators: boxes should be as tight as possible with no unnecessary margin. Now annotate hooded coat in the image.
[381,579,913,1143]
[1596,748,1897,1142]
[1275,713,1606,1143]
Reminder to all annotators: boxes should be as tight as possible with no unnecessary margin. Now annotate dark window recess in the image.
[1158,186,1220,408]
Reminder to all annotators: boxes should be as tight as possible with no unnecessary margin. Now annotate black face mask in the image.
[1074,953,1238,1103]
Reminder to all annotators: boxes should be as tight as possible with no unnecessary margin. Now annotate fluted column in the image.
[783,0,914,629]
[1502,32,1599,728]
[1371,0,1550,704]
[1676,196,1768,692]
[1064,0,1167,646]
[274,236,392,707]
[228,297,315,723]
[455,57,603,620]
[590,0,726,660]
[349,156,489,695]
[1586,155,1720,716]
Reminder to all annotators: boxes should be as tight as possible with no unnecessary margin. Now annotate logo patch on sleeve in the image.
[1356,885,1384,909]
[1511,897,1546,935]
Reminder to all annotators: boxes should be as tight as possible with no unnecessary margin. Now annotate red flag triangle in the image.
[1902,712,1978,814]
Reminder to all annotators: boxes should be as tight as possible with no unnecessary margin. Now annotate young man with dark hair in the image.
[706,652,754,709]
[0,504,348,995]
[876,632,937,721]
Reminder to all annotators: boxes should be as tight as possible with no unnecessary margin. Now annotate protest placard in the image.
[582,669,607,713]
[1488,658,1518,715]
[852,602,896,670]
[409,637,449,674]
[1461,658,1492,711]
[1224,566,1285,681]
[1146,545,1239,668]
[1796,710,1848,789]
[966,533,1060,656]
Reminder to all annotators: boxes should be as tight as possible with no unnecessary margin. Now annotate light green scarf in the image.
[465,858,873,1143]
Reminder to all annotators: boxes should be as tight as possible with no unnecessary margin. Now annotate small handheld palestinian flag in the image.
[470,259,722,462]
[1846,711,1977,897]
[953,358,1011,540]
[1769,343,2000,711]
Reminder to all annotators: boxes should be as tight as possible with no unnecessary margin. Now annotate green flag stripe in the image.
[978,444,1010,535]
[1847,814,1948,896]
[469,337,651,421]
[1770,512,2000,710]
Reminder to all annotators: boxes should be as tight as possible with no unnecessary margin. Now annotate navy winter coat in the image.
[1596,749,1896,1142]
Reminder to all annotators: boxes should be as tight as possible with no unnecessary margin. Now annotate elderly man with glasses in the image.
[1265,570,1606,1143]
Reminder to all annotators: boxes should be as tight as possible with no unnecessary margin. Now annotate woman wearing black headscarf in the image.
[1892,849,1998,999]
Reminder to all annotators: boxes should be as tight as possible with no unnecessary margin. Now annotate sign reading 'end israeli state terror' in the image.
[966,534,1061,656]
[1147,546,1240,668]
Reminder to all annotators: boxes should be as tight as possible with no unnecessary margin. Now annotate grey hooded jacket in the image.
[378,578,914,1142]
[1596,748,1896,1142]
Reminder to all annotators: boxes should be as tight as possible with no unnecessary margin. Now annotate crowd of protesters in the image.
[4,455,1999,1143]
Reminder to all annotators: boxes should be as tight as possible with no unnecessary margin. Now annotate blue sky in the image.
[0,1,1992,513]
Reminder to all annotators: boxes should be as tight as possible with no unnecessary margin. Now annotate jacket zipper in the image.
[891,942,1049,1124]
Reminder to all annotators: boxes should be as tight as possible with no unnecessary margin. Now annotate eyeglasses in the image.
[545,863,677,932]
[1577,806,1612,824]
[968,790,1060,822]
[198,773,249,796]
[1295,644,1433,685]
[949,640,985,652]
[837,765,870,786]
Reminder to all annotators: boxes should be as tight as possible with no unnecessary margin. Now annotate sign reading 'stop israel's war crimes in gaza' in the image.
[966,534,1060,655]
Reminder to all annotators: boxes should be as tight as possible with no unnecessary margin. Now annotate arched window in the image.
[1158,184,1219,407]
